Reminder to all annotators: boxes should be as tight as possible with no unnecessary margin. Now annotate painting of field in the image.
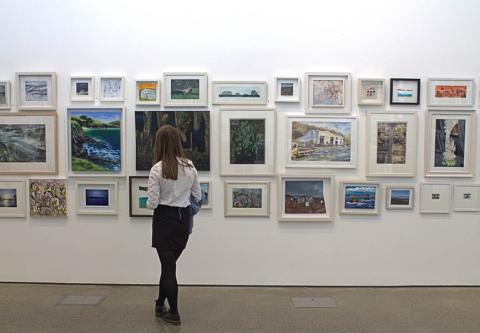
[344,185,377,210]
[434,119,465,167]
[376,122,407,164]
[232,188,262,208]
[230,119,265,164]
[30,179,67,217]
[171,79,199,100]
[0,124,46,163]
[0,189,17,208]
[285,181,325,214]
[390,189,411,206]
[312,79,344,106]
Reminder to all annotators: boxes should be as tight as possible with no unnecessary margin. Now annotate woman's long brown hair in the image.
[153,125,190,180]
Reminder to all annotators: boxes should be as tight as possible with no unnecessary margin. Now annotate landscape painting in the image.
[0,124,46,163]
[390,189,411,206]
[0,189,17,208]
[434,118,465,167]
[391,79,419,104]
[435,85,467,98]
[30,179,67,217]
[200,182,210,207]
[135,111,210,171]
[284,180,326,214]
[138,82,157,102]
[281,82,294,96]
[376,122,407,164]
[344,185,377,210]
[218,86,261,98]
[76,82,89,96]
[25,80,48,101]
[312,79,344,106]
[230,119,265,164]
[85,189,109,207]
[232,188,262,208]
[171,79,199,100]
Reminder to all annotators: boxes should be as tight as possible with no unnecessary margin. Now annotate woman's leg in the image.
[156,248,166,307]
[158,249,180,315]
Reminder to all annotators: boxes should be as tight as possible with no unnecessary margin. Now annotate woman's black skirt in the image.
[152,204,191,253]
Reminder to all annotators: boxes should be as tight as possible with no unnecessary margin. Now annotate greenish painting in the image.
[171,79,199,100]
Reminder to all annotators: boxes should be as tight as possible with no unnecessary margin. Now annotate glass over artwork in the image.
[0,189,17,208]
[343,184,378,212]
[171,79,199,100]
[230,119,265,164]
[137,82,158,102]
[434,118,465,168]
[312,79,344,106]
[376,122,407,164]
[85,189,109,207]
[232,188,262,208]
[284,180,326,214]
[0,124,46,163]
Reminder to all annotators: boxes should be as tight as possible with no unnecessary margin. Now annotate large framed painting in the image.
[339,181,380,215]
[16,72,57,111]
[425,110,475,177]
[70,76,95,102]
[305,72,351,113]
[163,72,207,107]
[135,111,210,171]
[29,179,67,217]
[286,116,357,168]
[224,181,270,217]
[75,181,118,215]
[0,112,57,174]
[0,80,11,110]
[129,176,153,217]
[275,77,300,103]
[357,79,385,106]
[278,176,334,222]
[220,109,275,176]
[453,184,480,212]
[212,81,267,105]
[0,180,27,218]
[427,78,474,108]
[67,108,125,176]
[389,78,420,105]
[385,185,414,210]
[366,111,417,177]
[200,179,212,209]
[420,183,451,214]
[99,76,125,102]
[136,80,160,105]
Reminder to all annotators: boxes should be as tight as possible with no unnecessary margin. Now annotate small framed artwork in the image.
[305,72,351,113]
[136,80,160,105]
[453,184,480,212]
[129,176,152,217]
[212,81,267,105]
[220,109,275,176]
[389,78,420,105]
[29,179,67,217]
[275,77,300,103]
[70,76,95,102]
[99,76,125,102]
[420,183,451,214]
[357,79,385,106]
[339,181,380,215]
[163,72,207,107]
[0,112,58,174]
[366,111,417,177]
[427,78,474,108]
[0,81,11,110]
[199,179,212,209]
[278,176,334,222]
[75,181,118,215]
[425,110,476,177]
[385,186,414,210]
[0,180,27,218]
[224,181,270,217]
[16,72,57,111]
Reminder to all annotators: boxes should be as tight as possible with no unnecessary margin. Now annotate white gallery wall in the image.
[1,0,480,285]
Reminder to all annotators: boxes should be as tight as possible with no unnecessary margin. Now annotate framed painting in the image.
[425,110,475,177]
[163,72,207,107]
[286,116,357,168]
[70,76,95,102]
[389,78,420,105]
[453,184,480,212]
[0,180,27,218]
[200,179,212,209]
[16,72,57,111]
[427,78,474,107]
[385,185,414,210]
[275,77,300,103]
[305,72,351,113]
[212,81,267,105]
[135,111,210,171]
[224,181,270,217]
[0,112,57,174]
[99,76,124,102]
[339,181,380,215]
[75,181,118,215]
[366,111,417,177]
[29,179,67,217]
[67,108,125,176]
[357,79,385,106]
[0,80,11,110]
[136,80,160,105]
[129,176,153,217]
[220,109,275,176]
[278,176,334,222]
[420,183,451,214]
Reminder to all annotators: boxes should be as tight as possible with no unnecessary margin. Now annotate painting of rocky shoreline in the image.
[0,124,47,163]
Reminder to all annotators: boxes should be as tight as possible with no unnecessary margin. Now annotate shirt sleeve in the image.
[191,167,202,202]
[147,164,161,210]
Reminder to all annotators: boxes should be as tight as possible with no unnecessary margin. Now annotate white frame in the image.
[212,81,268,105]
[425,110,476,177]
[339,181,380,215]
[0,180,27,217]
[275,77,300,103]
[16,72,57,111]
[199,179,212,209]
[305,72,351,114]
[420,183,452,214]
[427,78,475,108]
[224,181,270,217]
[453,184,480,212]
[75,181,118,215]
[278,176,334,222]
[0,80,11,110]
[385,185,415,210]
[99,76,125,102]
[366,111,417,177]
[70,76,95,102]
[357,78,385,106]
[135,79,161,105]
[163,72,207,107]
[220,108,275,176]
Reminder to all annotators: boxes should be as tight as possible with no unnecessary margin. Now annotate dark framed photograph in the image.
[389,78,420,105]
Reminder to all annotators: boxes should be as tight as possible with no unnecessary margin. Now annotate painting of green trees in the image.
[230,119,265,164]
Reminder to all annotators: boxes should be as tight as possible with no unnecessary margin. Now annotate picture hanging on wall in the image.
[339,181,380,215]
[29,179,67,217]
[212,81,267,105]
[427,78,474,108]
[357,79,385,106]
[75,181,118,215]
[199,179,212,209]
[275,77,300,103]
[224,181,270,217]
[129,176,153,217]
[389,78,420,105]
[70,76,95,102]
[366,111,417,177]
[163,72,207,107]
[220,109,275,176]
[0,180,27,218]
[0,112,58,175]
[16,72,57,111]
[135,111,210,171]
[420,183,451,214]
[99,76,125,102]
[136,80,160,105]
[453,184,480,212]
[385,185,414,210]
[0,80,11,110]
[305,72,351,113]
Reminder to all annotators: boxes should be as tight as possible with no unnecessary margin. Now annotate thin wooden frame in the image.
[385,185,415,210]
[75,181,118,215]
[135,79,161,105]
[339,181,380,215]
[427,78,475,108]
[420,183,452,214]
[0,180,27,217]
[0,80,11,110]
[357,78,385,106]
[163,72,208,107]
[212,81,267,105]
[453,184,480,212]
[224,181,270,217]
[99,76,125,102]
[275,77,300,103]
[305,72,351,114]
[129,176,152,218]
[70,76,95,102]
[389,78,420,105]
[16,72,57,111]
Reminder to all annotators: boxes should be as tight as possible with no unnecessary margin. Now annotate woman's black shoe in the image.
[155,302,169,318]
[161,312,181,326]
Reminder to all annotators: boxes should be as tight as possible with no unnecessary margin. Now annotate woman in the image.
[147,125,202,326]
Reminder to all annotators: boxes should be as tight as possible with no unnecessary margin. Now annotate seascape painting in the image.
[232,188,262,208]
[390,189,411,206]
[230,119,265,164]
[0,189,17,208]
[391,79,419,104]
[344,185,377,210]
[281,82,294,96]
[434,118,465,167]
[135,111,210,171]
[138,82,157,102]
[85,189,109,207]
[312,79,344,106]
[25,80,48,101]
[0,84,6,104]
[435,85,466,98]
[376,122,407,164]
[284,181,326,214]
[30,179,67,217]
[171,79,199,100]
[0,124,46,163]
[76,82,89,96]
[101,78,122,98]
[200,182,210,206]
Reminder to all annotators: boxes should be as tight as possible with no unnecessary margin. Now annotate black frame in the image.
[389,78,421,105]
[128,176,152,218]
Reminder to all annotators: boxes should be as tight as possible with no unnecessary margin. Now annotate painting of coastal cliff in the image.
[69,109,122,173]
[0,124,46,163]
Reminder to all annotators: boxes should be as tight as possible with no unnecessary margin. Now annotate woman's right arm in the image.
[147,164,161,209]
[191,167,202,202]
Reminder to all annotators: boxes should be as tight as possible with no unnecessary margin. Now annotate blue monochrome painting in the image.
[85,189,109,207]
[344,185,377,209]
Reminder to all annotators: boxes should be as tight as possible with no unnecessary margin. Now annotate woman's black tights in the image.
[157,249,182,314]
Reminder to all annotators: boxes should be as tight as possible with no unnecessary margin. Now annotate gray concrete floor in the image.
[1,283,480,333]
